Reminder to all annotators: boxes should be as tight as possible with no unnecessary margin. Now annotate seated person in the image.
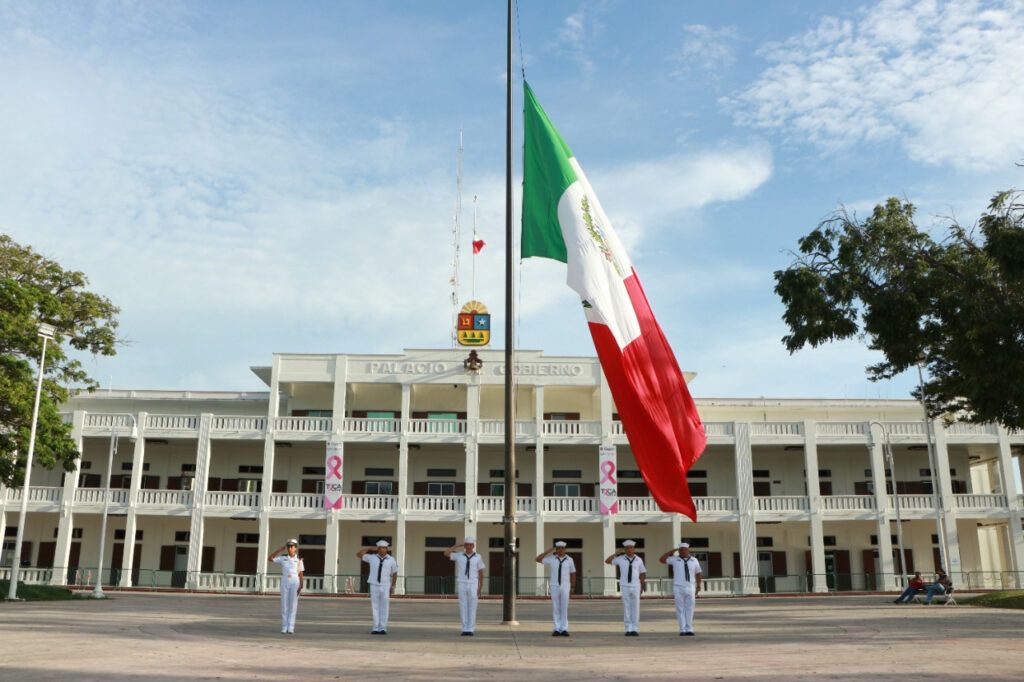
[893,571,925,604]
[923,569,953,604]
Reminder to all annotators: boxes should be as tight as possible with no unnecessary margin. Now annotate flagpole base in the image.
[501,620,520,626]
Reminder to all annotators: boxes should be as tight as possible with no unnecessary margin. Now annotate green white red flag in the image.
[521,82,707,521]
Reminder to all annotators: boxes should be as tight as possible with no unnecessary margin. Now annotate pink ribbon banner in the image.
[325,442,344,510]
[598,444,618,515]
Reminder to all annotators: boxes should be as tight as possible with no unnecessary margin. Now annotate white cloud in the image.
[729,0,1024,170]
[671,24,741,79]
[553,5,605,81]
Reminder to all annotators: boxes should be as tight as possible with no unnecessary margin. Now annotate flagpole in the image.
[502,0,518,625]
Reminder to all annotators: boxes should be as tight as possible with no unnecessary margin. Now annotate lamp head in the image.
[38,323,56,339]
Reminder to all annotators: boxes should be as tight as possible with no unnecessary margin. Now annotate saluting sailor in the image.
[268,539,304,634]
[536,540,576,636]
[606,539,646,636]
[445,536,485,636]
[660,542,702,636]
[357,539,399,635]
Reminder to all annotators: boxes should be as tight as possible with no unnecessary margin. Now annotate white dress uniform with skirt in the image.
[611,552,645,634]
[542,553,576,633]
[273,554,304,633]
[363,551,399,633]
[451,547,486,634]
[667,553,701,634]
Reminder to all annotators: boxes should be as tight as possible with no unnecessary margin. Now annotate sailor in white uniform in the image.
[357,539,399,634]
[536,540,576,636]
[606,540,646,636]
[268,539,304,634]
[660,542,702,635]
[445,536,485,636]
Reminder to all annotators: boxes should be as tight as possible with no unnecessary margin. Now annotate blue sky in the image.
[3,0,1022,398]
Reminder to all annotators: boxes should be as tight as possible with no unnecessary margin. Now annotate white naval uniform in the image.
[611,554,645,633]
[273,555,304,633]
[542,554,576,632]
[451,551,486,633]
[363,552,399,632]
[667,554,701,633]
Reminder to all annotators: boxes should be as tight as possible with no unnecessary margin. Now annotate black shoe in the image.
[461,631,474,636]
[561,631,570,637]
[680,632,686,636]
[684,632,695,636]
[626,631,639,637]
[380,631,387,635]
[893,599,902,604]
[370,630,380,635]
[552,630,561,637]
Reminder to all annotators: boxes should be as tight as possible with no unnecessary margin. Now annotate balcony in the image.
[816,422,869,441]
[273,417,332,440]
[145,414,200,435]
[821,495,876,512]
[954,493,1008,517]
[477,420,537,439]
[4,486,63,510]
[405,494,465,516]
[136,489,193,512]
[888,494,935,512]
[406,419,467,440]
[750,422,803,443]
[542,496,596,513]
[73,488,129,506]
[755,496,810,514]
[204,491,259,514]
[474,496,537,514]
[541,420,600,438]
[211,416,267,439]
[341,417,401,438]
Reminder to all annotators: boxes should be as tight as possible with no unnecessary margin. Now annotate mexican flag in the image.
[521,82,707,521]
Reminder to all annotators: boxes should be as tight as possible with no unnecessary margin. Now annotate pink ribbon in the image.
[599,460,617,485]
[326,455,343,480]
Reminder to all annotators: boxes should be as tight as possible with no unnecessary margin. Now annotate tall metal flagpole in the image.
[502,0,518,625]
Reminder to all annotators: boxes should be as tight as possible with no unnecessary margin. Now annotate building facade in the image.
[2,348,1023,596]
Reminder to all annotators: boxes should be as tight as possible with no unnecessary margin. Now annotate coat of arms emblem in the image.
[457,300,490,346]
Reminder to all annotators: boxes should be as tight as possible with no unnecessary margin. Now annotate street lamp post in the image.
[916,363,949,575]
[92,415,138,598]
[6,323,56,601]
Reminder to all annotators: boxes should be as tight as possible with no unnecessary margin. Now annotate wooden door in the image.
[234,547,258,574]
[932,547,942,572]
[894,548,914,574]
[834,550,852,591]
[202,547,215,573]
[141,475,160,489]
[19,542,33,567]
[707,552,722,578]
[862,549,878,590]
[489,550,504,595]
[37,542,56,569]
[424,550,453,595]
[569,551,583,595]
[733,552,741,578]
[68,542,81,583]
[301,549,325,576]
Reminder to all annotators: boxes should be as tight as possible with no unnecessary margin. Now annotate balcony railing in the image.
[478,420,536,437]
[821,495,875,511]
[4,486,63,504]
[954,493,1008,510]
[750,422,803,437]
[146,414,200,431]
[343,494,397,511]
[342,417,400,435]
[542,420,600,437]
[474,496,536,513]
[83,413,136,428]
[137,489,193,506]
[211,416,266,432]
[884,422,927,437]
[755,496,810,512]
[542,496,596,513]
[945,423,999,437]
[405,495,465,512]
[74,488,129,504]
[704,422,734,437]
[695,496,739,512]
[817,422,868,438]
[269,493,321,510]
[205,491,259,507]
[407,419,467,436]
[274,417,332,433]
[889,494,934,510]
[617,497,660,513]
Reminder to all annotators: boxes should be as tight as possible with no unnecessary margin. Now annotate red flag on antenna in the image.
[472,238,486,254]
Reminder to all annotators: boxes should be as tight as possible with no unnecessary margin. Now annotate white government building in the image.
[2,348,1023,596]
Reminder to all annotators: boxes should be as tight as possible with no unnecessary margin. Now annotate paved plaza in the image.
[2,592,1023,680]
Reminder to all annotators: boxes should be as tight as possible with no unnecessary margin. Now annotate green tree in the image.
[774,189,1024,429]
[0,235,119,487]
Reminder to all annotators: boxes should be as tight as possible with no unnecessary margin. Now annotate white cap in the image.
[554,541,567,548]
[622,540,636,547]
[286,538,298,546]
[376,540,390,548]
[463,536,476,544]
[679,542,690,549]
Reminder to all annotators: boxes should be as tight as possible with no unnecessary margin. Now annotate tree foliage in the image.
[775,189,1024,429]
[0,235,119,487]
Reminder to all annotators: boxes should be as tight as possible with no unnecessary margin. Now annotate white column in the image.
[867,422,896,590]
[533,387,546,595]
[995,427,1024,583]
[50,410,85,586]
[932,422,962,577]
[324,512,340,594]
[331,354,348,432]
[395,515,407,595]
[268,354,282,420]
[464,380,480,537]
[734,422,759,594]
[185,414,213,589]
[256,431,275,593]
[803,420,827,592]
[120,412,147,587]
[601,515,616,596]
[398,384,411,512]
